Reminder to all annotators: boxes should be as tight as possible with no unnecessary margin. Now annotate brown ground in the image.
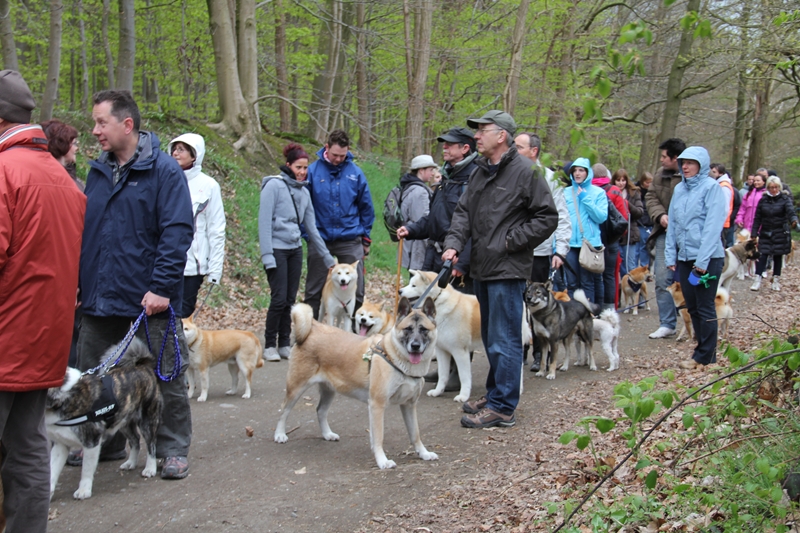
[46,266,798,533]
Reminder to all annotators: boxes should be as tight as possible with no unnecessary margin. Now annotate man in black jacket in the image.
[397,126,478,293]
[443,111,558,429]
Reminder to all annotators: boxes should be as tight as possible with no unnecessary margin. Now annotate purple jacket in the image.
[735,186,765,232]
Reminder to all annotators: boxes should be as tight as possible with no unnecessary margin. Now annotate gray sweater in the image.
[258,172,335,270]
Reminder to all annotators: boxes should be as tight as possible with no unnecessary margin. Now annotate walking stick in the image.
[394,238,404,318]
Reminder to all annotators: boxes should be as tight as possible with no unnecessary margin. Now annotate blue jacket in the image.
[80,132,194,317]
[564,158,608,248]
[665,146,726,270]
[306,147,374,242]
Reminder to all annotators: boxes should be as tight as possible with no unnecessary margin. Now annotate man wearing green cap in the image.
[442,110,558,428]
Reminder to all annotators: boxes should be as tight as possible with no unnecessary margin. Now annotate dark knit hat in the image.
[0,70,35,124]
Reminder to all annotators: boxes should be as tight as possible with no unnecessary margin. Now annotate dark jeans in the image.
[756,254,783,277]
[564,248,603,304]
[473,278,526,415]
[724,226,735,248]
[0,390,50,533]
[677,258,724,365]
[603,241,620,307]
[77,313,192,457]
[264,247,303,348]
[305,238,364,320]
[69,305,82,367]
[181,275,206,318]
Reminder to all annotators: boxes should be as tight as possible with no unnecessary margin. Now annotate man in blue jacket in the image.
[304,130,375,321]
[73,90,194,479]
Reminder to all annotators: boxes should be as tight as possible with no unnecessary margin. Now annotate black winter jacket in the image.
[752,192,798,256]
[444,146,558,281]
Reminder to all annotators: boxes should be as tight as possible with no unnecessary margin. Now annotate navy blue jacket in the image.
[80,132,193,317]
[306,147,374,242]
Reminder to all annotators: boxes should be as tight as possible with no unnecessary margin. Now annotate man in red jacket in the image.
[0,70,86,533]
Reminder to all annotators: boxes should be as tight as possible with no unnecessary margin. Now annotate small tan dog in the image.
[787,241,797,266]
[274,297,439,470]
[553,289,571,302]
[182,317,263,402]
[354,300,394,337]
[667,282,733,341]
[320,261,359,332]
[620,265,650,314]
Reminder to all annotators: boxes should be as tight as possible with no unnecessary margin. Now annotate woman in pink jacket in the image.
[735,173,766,233]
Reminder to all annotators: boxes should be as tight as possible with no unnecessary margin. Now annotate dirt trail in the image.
[46,275,779,533]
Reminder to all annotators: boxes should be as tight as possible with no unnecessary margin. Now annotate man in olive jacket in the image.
[443,110,558,429]
[645,137,686,339]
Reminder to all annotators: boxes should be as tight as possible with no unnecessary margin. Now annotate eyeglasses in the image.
[71,139,79,147]
[475,127,501,135]
[173,146,189,154]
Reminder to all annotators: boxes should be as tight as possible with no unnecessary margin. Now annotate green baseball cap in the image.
[466,110,517,137]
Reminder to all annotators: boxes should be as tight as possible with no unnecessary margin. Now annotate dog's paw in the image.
[377,459,397,470]
[141,465,157,478]
[589,364,597,371]
[241,392,251,399]
[73,487,92,500]
[546,373,556,380]
[623,309,630,314]
[419,451,439,461]
[632,309,638,315]
[225,389,237,396]
[426,388,444,398]
[322,431,340,441]
[197,395,208,402]
[119,459,136,471]
[607,366,618,372]
[274,433,288,443]
[453,394,468,403]
[535,370,544,377]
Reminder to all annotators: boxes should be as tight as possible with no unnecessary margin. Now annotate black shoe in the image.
[423,370,438,383]
[444,367,461,392]
[529,351,542,372]
[66,448,128,467]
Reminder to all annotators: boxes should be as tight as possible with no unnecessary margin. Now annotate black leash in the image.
[192,283,216,320]
[411,260,453,309]
[614,297,656,314]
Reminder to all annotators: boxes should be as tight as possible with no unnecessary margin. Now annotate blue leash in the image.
[82,305,183,382]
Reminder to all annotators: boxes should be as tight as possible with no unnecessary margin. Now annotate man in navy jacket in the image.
[75,90,194,479]
[304,130,375,320]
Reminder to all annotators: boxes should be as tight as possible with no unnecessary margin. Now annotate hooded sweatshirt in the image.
[664,146,726,270]
[564,158,608,249]
[167,133,226,282]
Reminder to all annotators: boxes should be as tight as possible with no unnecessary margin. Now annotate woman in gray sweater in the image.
[259,143,335,361]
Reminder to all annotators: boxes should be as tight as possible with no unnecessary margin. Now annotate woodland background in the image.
[2,0,800,185]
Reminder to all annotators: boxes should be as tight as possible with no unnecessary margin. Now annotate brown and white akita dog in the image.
[274,297,439,470]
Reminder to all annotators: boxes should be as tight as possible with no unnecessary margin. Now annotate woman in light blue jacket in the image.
[665,146,726,369]
[563,158,608,303]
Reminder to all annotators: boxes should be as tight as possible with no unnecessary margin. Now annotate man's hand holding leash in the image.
[141,291,169,316]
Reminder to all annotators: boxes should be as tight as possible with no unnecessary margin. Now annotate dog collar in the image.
[626,277,643,294]
[364,342,423,382]
[55,375,119,426]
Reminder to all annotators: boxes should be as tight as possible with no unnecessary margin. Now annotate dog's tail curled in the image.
[573,289,603,317]
[716,286,730,305]
[291,303,315,346]
[115,337,156,368]
[598,308,620,328]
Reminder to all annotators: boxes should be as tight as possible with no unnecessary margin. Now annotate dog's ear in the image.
[184,315,194,324]
[544,279,553,292]
[351,261,359,269]
[397,296,413,321]
[409,269,417,278]
[421,296,436,323]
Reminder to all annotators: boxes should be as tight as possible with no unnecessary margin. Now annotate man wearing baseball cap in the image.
[443,110,558,429]
[0,70,86,532]
[398,154,436,269]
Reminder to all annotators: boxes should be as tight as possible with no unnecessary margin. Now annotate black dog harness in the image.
[626,277,643,294]
[55,375,119,426]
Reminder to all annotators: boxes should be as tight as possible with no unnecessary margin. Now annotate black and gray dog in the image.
[525,281,600,380]
[46,337,163,500]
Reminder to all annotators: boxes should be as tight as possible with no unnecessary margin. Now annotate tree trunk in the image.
[402,0,433,163]
[658,0,701,142]
[40,0,64,121]
[273,0,290,131]
[746,72,772,175]
[312,0,342,141]
[181,0,191,108]
[502,0,531,115]
[635,2,667,179]
[730,2,751,187]
[78,0,89,111]
[206,0,260,151]
[102,0,115,89]
[0,0,18,70]
[354,0,370,151]
[116,0,135,91]
[237,0,258,122]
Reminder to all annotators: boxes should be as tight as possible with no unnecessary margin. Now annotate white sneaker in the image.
[750,277,761,291]
[762,271,769,278]
[649,326,677,339]
[278,346,291,360]
[772,276,781,291]
[263,347,280,362]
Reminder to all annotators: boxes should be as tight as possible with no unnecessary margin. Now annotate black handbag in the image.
[602,201,628,244]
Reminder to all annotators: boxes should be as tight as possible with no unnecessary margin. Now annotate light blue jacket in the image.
[564,158,608,248]
[665,146,727,270]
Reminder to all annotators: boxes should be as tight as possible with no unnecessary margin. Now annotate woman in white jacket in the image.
[168,133,227,318]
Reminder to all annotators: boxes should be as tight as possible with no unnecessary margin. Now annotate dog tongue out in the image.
[409,352,422,364]
[340,282,349,289]
[359,325,369,336]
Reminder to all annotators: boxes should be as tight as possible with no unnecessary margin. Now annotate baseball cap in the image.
[410,154,437,170]
[0,70,36,124]
[466,110,517,137]
[437,127,475,150]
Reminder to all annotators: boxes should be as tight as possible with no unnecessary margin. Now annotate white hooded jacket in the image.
[167,133,226,282]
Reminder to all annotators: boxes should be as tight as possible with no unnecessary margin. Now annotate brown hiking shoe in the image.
[461,396,488,414]
[461,407,516,429]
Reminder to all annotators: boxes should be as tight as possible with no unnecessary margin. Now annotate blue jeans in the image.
[619,244,637,277]
[724,226,735,248]
[654,232,677,329]
[677,258,724,365]
[565,248,603,304]
[473,279,525,415]
[636,225,653,267]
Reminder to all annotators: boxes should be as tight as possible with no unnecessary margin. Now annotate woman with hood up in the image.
[665,146,727,370]
[258,143,335,362]
[563,158,608,303]
[168,133,227,319]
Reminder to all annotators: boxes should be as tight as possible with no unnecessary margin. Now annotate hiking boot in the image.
[66,448,127,467]
[278,346,291,360]
[461,396,488,414]
[649,327,676,339]
[750,277,761,291]
[461,407,516,429]
[263,347,280,362]
[772,276,781,292]
[678,359,702,371]
[444,367,461,392]
[161,456,189,479]
[529,351,542,372]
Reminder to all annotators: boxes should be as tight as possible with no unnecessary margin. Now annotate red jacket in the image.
[0,124,86,391]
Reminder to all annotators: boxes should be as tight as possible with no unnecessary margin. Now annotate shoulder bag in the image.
[572,187,605,274]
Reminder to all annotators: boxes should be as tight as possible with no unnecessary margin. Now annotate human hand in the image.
[551,254,564,270]
[141,291,170,316]
[442,248,459,265]
[363,244,370,257]
[667,265,676,271]
[208,276,220,285]
[660,215,669,228]
[396,226,409,239]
